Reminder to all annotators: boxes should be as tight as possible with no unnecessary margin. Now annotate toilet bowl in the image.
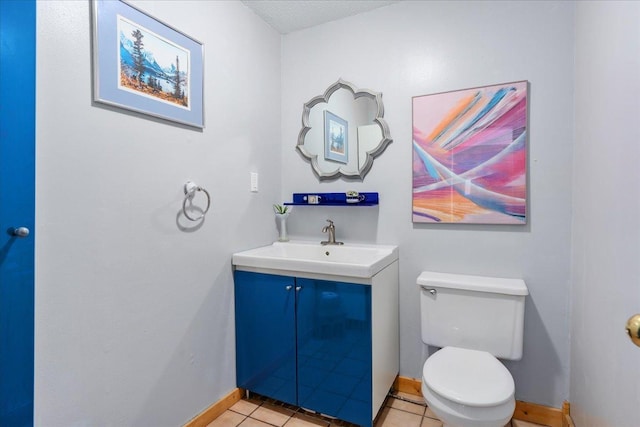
[421,347,515,427]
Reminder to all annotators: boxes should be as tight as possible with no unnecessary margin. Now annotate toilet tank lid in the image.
[417,271,528,296]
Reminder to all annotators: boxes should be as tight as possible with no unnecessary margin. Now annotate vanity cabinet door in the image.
[234,271,297,406]
[296,278,372,427]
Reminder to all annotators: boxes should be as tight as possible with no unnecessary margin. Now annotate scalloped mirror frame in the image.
[296,79,393,181]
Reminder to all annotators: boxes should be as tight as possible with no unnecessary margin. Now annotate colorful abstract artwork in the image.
[412,81,528,224]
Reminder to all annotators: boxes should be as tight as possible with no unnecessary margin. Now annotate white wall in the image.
[39,1,637,421]
[571,2,640,426]
[281,1,574,407]
[35,1,280,425]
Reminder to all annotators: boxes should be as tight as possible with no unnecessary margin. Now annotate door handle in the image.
[11,227,30,238]
[625,314,640,347]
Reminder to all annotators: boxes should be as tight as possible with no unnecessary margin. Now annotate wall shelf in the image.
[284,192,379,206]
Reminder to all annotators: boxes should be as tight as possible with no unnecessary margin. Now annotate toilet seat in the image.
[423,346,514,407]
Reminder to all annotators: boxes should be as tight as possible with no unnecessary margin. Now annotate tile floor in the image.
[206,391,551,427]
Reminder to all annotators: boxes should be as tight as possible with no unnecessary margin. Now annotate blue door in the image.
[296,279,372,427]
[234,271,297,405]
[0,0,36,425]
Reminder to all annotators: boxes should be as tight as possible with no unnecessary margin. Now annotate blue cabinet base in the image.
[235,271,373,427]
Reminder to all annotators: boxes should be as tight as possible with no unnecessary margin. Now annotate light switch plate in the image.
[250,172,258,192]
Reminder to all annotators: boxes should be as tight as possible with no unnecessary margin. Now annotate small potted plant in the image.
[273,204,290,242]
[273,204,289,215]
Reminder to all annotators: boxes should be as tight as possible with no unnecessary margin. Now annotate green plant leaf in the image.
[273,204,289,214]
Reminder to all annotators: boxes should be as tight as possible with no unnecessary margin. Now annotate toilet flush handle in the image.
[419,285,437,296]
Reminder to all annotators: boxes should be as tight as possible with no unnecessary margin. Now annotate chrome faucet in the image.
[321,219,344,245]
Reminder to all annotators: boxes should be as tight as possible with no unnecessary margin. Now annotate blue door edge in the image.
[0,0,36,425]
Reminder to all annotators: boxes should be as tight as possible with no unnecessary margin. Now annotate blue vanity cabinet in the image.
[234,271,297,406]
[296,278,372,427]
[234,271,378,427]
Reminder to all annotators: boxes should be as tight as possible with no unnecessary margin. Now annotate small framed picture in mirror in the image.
[324,110,348,164]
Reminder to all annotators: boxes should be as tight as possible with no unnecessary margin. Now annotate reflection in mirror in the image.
[297,79,392,180]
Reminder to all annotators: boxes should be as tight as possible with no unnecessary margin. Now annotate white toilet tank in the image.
[418,271,528,360]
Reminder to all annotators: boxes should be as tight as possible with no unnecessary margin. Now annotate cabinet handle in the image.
[285,285,293,291]
[295,286,302,292]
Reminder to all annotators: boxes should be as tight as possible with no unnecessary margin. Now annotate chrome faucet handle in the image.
[320,219,343,245]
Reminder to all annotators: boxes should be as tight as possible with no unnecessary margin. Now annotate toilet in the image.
[417,271,528,427]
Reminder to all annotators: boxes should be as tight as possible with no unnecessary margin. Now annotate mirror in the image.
[297,79,392,180]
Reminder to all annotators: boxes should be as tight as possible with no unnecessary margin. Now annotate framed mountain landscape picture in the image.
[412,81,528,224]
[92,0,204,128]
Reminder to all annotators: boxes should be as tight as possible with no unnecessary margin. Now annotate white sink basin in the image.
[232,241,398,278]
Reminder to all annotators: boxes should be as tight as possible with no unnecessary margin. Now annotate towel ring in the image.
[182,181,211,221]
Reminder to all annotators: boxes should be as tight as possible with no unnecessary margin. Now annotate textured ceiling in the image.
[241,0,400,34]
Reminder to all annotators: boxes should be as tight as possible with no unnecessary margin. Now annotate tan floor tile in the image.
[284,412,331,427]
[374,407,423,427]
[386,398,426,416]
[251,403,296,426]
[206,410,246,427]
[512,420,550,427]
[230,399,261,416]
[239,418,273,427]
[424,407,439,420]
[421,417,443,427]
